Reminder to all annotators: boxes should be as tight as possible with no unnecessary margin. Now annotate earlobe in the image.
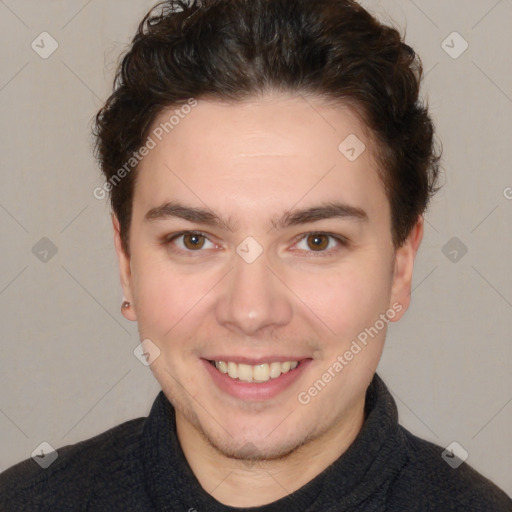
[389,216,424,322]
[112,213,137,322]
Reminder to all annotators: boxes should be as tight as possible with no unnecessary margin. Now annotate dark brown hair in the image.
[93,0,441,257]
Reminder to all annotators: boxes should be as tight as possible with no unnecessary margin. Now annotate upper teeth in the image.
[214,361,299,383]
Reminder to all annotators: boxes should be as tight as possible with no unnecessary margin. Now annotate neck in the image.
[175,398,366,508]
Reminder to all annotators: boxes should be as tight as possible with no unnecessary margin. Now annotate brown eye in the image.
[306,233,329,251]
[183,233,206,250]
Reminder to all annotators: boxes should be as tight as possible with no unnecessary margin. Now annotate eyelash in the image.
[162,230,349,257]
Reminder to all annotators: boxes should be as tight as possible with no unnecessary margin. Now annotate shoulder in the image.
[387,426,512,511]
[0,417,147,511]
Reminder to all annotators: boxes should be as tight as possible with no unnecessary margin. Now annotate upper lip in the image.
[203,356,311,365]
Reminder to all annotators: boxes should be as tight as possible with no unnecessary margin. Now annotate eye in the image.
[163,230,348,256]
[165,231,217,252]
[294,232,347,254]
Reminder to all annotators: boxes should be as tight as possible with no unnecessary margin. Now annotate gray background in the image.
[1,0,511,496]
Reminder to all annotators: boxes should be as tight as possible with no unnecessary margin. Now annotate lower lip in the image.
[201,359,312,401]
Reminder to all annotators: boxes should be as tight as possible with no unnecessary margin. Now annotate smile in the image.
[203,358,311,401]
[210,360,299,383]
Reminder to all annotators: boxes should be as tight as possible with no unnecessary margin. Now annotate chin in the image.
[197,408,328,462]
[206,431,306,462]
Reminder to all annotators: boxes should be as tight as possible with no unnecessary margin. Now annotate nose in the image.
[214,249,293,337]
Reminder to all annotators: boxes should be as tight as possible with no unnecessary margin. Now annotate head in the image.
[93,0,440,460]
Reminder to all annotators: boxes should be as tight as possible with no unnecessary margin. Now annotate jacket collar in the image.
[141,373,408,511]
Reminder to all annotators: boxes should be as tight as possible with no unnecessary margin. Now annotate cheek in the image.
[130,255,208,334]
[287,257,393,341]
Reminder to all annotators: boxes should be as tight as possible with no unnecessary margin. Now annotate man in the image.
[1,0,510,510]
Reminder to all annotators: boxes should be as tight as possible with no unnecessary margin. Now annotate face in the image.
[114,93,422,460]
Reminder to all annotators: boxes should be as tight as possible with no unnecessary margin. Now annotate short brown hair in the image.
[93,0,441,257]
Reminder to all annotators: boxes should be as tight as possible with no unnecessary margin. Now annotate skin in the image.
[113,93,423,507]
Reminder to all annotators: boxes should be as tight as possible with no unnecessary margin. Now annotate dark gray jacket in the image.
[1,373,510,511]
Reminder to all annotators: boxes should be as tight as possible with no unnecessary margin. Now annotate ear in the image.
[389,215,424,322]
[112,213,137,321]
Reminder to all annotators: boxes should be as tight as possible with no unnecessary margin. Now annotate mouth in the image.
[206,359,301,383]
[202,357,312,401]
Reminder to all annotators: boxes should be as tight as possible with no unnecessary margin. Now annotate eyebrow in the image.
[144,200,368,232]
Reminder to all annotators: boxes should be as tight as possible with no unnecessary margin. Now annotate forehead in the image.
[132,94,388,223]
[147,94,375,160]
